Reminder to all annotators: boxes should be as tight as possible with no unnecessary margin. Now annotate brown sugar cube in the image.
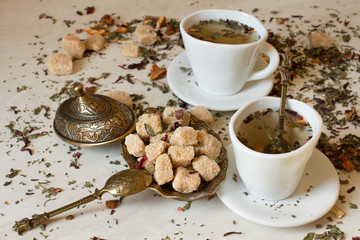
[163,107,190,127]
[190,106,214,126]
[145,141,170,161]
[122,43,141,58]
[169,126,197,146]
[61,34,85,59]
[154,154,174,185]
[195,130,222,159]
[135,24,158,46]
[309,31,336,50]
[124,134,145,157]
[106,91,133,109]
[135,113,163,137]
[84,34,106,51]
[168,145,195,168]
[139,156,155,175]
[192,155,220,182]
[47,53,73,75]
[172,166,201,193]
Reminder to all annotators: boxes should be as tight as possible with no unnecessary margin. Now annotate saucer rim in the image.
[167,52,274,111]
[216,144,340,228]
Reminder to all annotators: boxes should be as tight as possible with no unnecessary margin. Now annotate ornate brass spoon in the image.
[12,169,152,235]
[264,51,293,154]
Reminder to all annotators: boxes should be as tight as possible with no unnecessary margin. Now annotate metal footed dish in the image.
[120,107,228,201]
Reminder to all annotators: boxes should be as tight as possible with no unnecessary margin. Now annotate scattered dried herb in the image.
[6,168,20,178]
[347,186,356,193]
[304,225,345,240]
[39,13,57,24]
[182,201,191,210]
[38,183,62,198]
[64,19,76,28]
[33,105,50,119]
[349,203,358,209]
[224,231,243,236]
[179,66,193,75]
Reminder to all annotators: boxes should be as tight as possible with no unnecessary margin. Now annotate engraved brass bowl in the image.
[120,107,228,201]
[54,83,136,147]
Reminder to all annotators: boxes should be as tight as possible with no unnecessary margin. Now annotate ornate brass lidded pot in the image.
[54,83,136,147]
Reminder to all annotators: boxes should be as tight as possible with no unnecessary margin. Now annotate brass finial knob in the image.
[73,83,85,97]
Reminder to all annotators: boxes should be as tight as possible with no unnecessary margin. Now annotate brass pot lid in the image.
[53,83,136,147]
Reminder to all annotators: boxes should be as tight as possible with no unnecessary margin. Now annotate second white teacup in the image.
[180,9,279,96]
[229,97,323,200]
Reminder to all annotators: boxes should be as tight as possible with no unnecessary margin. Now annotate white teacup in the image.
[180,9,279,96]
[229,97,323,200]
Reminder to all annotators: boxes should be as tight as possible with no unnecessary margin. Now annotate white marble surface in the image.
[1,0,359,239]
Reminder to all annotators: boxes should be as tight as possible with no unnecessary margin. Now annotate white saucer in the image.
[167,52,274,111]
[217,144,339,228]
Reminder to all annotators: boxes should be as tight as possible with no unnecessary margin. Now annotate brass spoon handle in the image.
[12,189,102,235]
[12,169,152,235]
[279,51,293,130]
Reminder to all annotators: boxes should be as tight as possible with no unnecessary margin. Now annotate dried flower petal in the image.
[105,200,118,209]
[175,110,183,120]
[330,205,346,219]
[100,14,114,26]
[85,6,95,15]
[149,64,167,80]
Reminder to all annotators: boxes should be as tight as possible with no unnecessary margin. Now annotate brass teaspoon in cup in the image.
[12,169,152,235]
[264,51,293,154]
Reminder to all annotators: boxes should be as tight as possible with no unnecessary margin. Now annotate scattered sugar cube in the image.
[84,34,106,51]
[61,34,85,59]
[47,53,73,75]
[106,91,133,109]
[122,43,141,58]
[309,31,336,49]
[135,24,158,46]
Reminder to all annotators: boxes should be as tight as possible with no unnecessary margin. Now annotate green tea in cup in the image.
[180,9,279,95]
[187,19,260,44]
[236,108,313,154]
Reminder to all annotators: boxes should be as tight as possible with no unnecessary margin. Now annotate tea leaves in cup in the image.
[187,19,260,44]
[236,108,313,154]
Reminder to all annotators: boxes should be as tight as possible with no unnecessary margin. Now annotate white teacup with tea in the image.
[180,9,279,96]
[229,97,323,200]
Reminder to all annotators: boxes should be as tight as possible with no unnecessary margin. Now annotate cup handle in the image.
[247,42,279,81]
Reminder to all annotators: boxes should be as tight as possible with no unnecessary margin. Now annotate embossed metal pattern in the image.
[54,83,136,147]
[120,107,229,201]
